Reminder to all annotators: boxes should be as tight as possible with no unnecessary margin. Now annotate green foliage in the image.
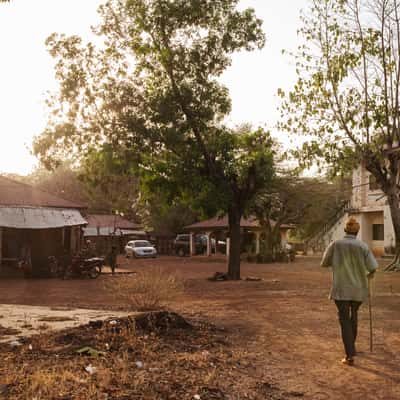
[34,0,266,172]
[80,146,139,217]
[290,176,351,239]
[136,195,198,234]
[279,0,400,169]
[280,0,400,247]
[33,0,271,277]
[249,171,349,258]
[138,124,276,232]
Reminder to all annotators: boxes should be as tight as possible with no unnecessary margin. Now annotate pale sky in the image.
[0,0,308,175]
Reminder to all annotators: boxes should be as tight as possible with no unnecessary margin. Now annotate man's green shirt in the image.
[320,234,378,302]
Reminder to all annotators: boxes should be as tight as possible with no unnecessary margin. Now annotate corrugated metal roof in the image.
[83,227,147,237]
[83,227,122,237]
[85,214,141,230]
[185,215,295,230]
[120,229,147,236]
[0,207,87,229]
[0,176,86,209]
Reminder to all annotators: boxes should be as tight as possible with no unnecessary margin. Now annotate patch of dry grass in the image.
[105,266,184,310]
[26,368,79,398]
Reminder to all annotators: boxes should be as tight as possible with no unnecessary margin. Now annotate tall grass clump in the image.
[106,267,184,311]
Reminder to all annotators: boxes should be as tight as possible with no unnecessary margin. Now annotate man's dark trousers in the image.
[335,300,362,358]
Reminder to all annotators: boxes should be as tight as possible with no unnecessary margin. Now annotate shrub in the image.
[106,267,184,311]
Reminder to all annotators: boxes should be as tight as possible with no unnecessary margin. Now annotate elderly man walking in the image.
[320,217,378,366]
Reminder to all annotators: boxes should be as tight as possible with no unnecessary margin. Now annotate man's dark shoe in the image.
[341,357,354,366]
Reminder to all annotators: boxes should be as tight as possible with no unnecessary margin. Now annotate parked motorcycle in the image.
[65,256,104,279]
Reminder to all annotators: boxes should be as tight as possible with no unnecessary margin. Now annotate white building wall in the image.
[384,205,395,252]
[351,164,387,208]
[359,213,371,244]
[318,166,385,251]
[313,165,396,255]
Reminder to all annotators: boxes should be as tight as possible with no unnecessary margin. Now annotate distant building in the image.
[83,214,145,254]
[311,163,394,256]
[0,176,87,277]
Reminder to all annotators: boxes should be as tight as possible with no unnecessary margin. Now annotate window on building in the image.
[369,175,380,191]
[372,224,384,241]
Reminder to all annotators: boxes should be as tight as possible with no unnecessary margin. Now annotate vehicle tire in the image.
[177,247,185,257]
[88,266,101,279]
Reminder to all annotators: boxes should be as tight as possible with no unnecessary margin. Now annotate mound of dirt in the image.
[134,310,193,332]
[87,311,192,334]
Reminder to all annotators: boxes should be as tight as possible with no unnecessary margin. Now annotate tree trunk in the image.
[386,191,400,270]
[271,223,282,261]
[263,223,273,262]
[227,205,242,280]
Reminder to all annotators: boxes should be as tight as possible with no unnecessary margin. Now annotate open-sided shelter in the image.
[185,215,294,257]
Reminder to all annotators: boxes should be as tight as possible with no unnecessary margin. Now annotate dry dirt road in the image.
[0,255,399,399]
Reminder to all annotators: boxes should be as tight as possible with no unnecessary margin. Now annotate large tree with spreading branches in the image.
[33,0,275,279]
[279,0,400,270]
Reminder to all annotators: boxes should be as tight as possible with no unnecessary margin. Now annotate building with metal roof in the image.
[0,176,87,277]
[82,214,145,255]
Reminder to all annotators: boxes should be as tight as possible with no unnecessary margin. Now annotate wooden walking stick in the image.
[368,277,373,352]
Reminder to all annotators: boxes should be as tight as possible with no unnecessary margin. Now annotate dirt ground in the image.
[0,304,130,342]
[0,255,399,399]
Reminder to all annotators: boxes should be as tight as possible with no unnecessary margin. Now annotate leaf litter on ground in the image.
[0,311,290,399]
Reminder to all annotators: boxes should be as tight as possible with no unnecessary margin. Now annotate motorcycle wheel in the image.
[88,266,101,279]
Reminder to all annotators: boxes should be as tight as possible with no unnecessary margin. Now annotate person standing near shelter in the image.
[320,217,378,366]
[19,240,32,278]
[107,245,118,275]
